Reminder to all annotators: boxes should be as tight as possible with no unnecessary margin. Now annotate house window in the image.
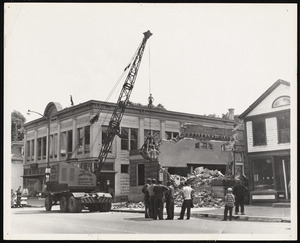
[277,114,290,143]
[121,127,138,151]
[165,131,179,140]
[137,164,145,186]
[121,164,129,173]
[252,158,274,190]
[272,96,290,108]
[77,126,91,155]
[252,119,266,146]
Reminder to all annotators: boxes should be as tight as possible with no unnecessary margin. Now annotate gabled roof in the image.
[239,79,290,119]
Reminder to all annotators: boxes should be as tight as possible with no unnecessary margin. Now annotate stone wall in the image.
[120,173,130,201]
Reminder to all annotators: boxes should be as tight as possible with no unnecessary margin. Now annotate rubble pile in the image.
[112,202,145,209]
[171,167,231,208]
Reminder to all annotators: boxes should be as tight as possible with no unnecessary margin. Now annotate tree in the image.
[11,110,26,141]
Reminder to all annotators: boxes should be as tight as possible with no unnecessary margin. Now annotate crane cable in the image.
[148,41,152,135]
[66,41,143,161]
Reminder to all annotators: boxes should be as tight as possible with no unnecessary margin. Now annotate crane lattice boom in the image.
[95,30,152,174]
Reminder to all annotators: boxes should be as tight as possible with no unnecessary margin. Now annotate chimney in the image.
[228,108,234,120]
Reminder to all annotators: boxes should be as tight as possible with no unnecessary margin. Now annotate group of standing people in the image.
[142,179,195,220]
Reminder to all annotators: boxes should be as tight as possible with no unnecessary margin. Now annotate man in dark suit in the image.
[142,178,152,218]
[153,181,169,220]
[165,180,175,220]
[233,180,248,215]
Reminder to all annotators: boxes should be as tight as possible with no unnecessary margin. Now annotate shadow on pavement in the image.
[123,217,155,222]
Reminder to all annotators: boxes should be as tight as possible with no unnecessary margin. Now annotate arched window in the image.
[272,96,290,108]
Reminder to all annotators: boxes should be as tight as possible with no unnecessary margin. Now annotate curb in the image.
[197,213,291,223]
[111,209,290,223]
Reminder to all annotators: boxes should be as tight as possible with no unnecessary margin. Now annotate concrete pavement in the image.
[111,204,291,223]
[24,197,291,223]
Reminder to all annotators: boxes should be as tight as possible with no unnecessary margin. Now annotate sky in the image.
[4,3,297,123]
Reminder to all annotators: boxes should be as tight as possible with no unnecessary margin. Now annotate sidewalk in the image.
[111,204,291,223]
[24,198,291,223]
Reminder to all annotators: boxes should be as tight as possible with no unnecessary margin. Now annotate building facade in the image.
[23,100,237,202]
[128,117,246,202]
[11,141,24,191]
[239,79,290,203]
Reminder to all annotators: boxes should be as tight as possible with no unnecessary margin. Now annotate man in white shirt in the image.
[178,182,194,220]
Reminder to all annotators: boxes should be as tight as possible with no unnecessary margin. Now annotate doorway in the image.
[274,156,290,200]
[98,173,115,198]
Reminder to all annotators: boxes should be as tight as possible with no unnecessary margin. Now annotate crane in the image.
[90,30,152,180]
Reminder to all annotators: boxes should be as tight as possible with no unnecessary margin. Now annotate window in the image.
[77,127,84,154]
[272,96,290,108]
[252,119,266,146]
[121,128,129,150]
[121,164,129,173]
[121,127,138,151]
[235,152,243,162]
[67,130,73,154]
[165,131,179,140]
[102,126,112,152]
[137,164,145,186]
[130,128,138,150]
[84,126,90,153]
[195,142,213,150]
[252,158,274,190]
[37,138,42,160]
[144,129,160,142]
[61,130,73,157]
[42,137,46,159]
[26,141,30,161]
[32,140,35,159]
[77,126,90,155]
[50,134,58,158]
[277,114,290,143]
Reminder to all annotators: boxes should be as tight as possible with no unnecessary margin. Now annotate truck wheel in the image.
[106,202,112,212]
[60,196,69,212]
[68,196,82,213]
[45,196,52,211]
[89,204,98,212]
[98,204,105,212]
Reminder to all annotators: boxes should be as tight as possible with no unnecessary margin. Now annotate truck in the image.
[41,30,152,213]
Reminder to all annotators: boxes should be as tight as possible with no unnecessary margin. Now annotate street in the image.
[5,206,293,240]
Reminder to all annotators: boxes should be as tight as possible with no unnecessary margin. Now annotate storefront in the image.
[248,150,290,203]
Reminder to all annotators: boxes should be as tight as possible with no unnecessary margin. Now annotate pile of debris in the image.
[112,201,145,209]
[171,167,232,208]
